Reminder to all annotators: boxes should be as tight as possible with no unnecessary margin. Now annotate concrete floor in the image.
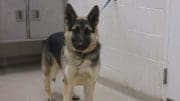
[0,65,138,101]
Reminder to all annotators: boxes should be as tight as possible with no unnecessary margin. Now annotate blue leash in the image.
[101,0,112,11]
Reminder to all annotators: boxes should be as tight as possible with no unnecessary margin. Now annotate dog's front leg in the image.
[84,82,96,101]
[63,81,73,101]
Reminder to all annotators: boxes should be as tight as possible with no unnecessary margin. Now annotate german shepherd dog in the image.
[42,3,101,101]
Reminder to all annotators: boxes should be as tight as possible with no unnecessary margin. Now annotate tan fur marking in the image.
[77,16,87,20]
[83,29,99,53]
[64,31,75,53]
[44,78,51,99]
[63,82,73,101]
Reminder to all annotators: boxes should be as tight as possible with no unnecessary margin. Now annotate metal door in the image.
[0,0,27,42]
[29,0,65,39]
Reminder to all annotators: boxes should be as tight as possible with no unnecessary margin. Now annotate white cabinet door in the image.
[29,0,65,39]
[0,0,27,41]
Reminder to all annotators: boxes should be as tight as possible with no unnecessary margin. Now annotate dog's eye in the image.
[84,28,91,34]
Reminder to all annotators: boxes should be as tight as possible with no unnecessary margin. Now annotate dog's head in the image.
[65,4,99,53]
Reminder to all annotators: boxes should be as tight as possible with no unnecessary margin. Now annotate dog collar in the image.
[77,52,85,58]
[76,42,100,59]
[75,42,101,67]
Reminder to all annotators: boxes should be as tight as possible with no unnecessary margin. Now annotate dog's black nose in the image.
[74,41,86,50]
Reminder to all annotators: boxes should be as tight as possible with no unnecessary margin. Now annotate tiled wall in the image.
[69,0,167,99]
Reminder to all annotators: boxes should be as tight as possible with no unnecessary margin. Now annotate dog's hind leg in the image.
[44,76,52,101]
[43,59,59,101]
[42,53,52,101]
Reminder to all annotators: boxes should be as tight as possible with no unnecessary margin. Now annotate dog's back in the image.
[42,32,64,75]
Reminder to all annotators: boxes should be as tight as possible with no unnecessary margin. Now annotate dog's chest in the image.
[64,59,99,85]
[62,48,100,85]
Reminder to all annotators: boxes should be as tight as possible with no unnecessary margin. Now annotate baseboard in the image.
[0,54,41,67]
[99,67,162,101]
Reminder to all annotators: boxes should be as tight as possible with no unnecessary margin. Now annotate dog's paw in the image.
[72,95,80,101]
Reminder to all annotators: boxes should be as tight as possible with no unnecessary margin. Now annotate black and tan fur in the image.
[42,4,101,101]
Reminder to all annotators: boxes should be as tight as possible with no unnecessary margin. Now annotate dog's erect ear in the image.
[65,4,77,30]
[87,5,99,27]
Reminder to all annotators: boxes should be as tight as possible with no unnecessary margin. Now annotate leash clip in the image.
[78,52,84,58]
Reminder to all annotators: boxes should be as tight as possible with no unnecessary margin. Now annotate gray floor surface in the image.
[0,65,138,101]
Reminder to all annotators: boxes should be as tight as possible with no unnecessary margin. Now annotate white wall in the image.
[100,0,167,99]
[69,0,167,100]
[167,0,180,100]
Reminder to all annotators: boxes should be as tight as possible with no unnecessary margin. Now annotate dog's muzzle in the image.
[73,41,87,50]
